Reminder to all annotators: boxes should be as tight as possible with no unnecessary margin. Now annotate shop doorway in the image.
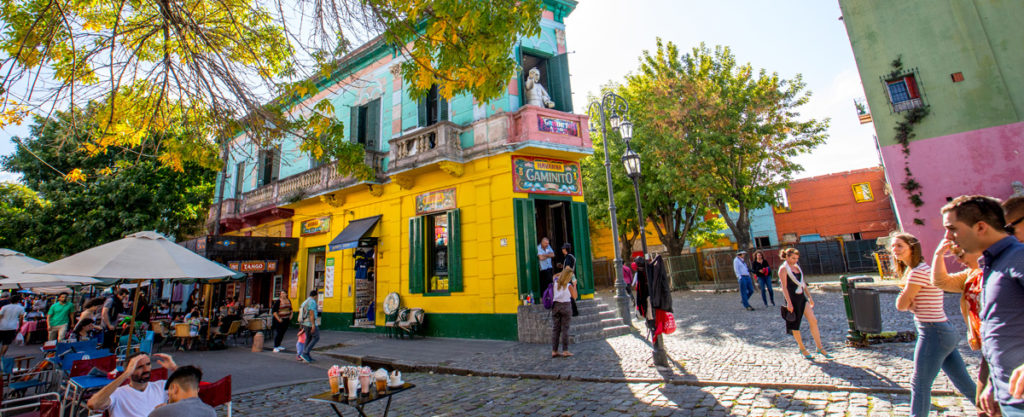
[535,199,574,269]
[514,198,595,302]
[352,241,377,327]
[307,248,326,308]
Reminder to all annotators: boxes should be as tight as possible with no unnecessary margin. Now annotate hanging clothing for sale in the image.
[634,258,651,319]
[648,254,673,313]
[653,309,671,343]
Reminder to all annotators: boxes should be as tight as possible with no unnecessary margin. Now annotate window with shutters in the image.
[520,50,573,113]
[882,69,925,113]
[350,98,381,150]
[417,84,447,127]
[408,209,462,295]
[256,147,280,186]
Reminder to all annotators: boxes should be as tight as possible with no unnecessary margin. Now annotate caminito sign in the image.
[512,156,583,196]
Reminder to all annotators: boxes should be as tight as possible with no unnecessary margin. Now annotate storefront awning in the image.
[329,215,382,251]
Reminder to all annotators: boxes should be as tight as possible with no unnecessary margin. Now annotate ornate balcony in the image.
[232,150,387,216]
[387,121,463,173]
[508,105,591,149]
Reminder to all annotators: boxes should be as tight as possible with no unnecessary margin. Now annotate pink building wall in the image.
[880,120,1024,255]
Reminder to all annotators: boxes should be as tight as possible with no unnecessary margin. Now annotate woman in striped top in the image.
[891,232,976,416]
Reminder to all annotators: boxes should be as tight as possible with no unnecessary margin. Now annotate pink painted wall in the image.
[880,120,1024,255]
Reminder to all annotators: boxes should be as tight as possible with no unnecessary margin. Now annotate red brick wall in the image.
[774,167,898,242]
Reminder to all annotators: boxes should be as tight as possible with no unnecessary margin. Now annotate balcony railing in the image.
[388,121,463,172]
[239,150,387,214]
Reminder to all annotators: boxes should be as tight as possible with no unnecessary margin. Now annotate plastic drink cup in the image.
[376,379,386,393]
[359,375,371,394]
[329,376,340,394]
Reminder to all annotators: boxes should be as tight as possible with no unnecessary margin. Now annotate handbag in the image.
[780,306,796,322]
[570,297,579,317]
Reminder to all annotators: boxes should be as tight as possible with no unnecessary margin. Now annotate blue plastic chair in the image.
[1,357,48,395]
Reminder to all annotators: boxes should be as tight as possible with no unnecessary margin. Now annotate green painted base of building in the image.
[315,312,519,340]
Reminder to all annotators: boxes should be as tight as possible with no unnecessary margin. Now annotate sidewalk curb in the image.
[320,352,957,397]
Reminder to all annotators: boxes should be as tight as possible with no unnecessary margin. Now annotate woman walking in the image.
[271,291,292,353]
[551,243,578,358]
[891,232,976,416]
[778,248,831,360]
[752,250,775,307]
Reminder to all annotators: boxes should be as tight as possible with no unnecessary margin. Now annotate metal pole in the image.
[212,138,229,236]
[589,94,630,328]
[631,174,667,368]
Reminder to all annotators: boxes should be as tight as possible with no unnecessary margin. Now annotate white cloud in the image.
[0,171,22,184]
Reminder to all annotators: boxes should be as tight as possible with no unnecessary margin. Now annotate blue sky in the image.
[0,0,878,182]
[565,0,879,179]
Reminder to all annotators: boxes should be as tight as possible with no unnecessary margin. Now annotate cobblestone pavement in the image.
[322,289,979,393]
[220,372,978,416]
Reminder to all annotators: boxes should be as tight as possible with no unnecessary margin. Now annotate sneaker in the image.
[273,347,282,353]
[300,355,311,363]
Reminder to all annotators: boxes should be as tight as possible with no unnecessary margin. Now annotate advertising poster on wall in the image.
[324,258,335,298]
[290,262,299,296]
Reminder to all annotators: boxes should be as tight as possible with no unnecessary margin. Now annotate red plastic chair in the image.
[198,375,232,417]
[69,356,116,378]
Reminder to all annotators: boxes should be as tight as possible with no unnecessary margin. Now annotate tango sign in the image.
[512,156,582,196]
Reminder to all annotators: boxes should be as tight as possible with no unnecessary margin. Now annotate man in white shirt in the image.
[0,294,26,356]
[537,237,556,294]
[88,353,178,417]
[733,251,755,311]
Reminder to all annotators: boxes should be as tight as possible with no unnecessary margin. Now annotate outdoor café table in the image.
[64,374,112,416]
[306,383,414,416]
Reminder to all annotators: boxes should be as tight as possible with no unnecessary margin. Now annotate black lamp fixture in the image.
[622,148,641,180]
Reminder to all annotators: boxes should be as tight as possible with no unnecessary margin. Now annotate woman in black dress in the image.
[779,248,831,360]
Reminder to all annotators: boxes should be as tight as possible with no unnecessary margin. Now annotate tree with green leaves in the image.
[0,109,216,261]
[637,40,828,250]
[583,82,725,259]
[0,0,543,176]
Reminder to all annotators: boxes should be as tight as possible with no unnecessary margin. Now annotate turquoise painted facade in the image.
[213,0,578,200]
[721,207,779,248]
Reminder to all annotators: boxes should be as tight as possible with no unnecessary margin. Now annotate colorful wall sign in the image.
[226,260,278,273]
[301,217,331,236]
[538,116,580,137]
[852,182,874,202]
[416,188,457,215]
[324,258,335,298]
[512,156,583,196]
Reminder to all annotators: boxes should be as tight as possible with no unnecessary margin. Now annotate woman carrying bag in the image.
[551,242,578,358]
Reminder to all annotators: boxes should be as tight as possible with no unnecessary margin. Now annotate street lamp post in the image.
[621,126,669,369]
[587,93,631,327]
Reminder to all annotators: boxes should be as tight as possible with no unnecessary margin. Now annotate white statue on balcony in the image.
[524,67,555,109]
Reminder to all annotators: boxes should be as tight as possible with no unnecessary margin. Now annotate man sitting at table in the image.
[87,352,178,417]
[147,365,215,417]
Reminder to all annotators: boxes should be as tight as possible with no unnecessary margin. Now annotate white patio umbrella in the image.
[0,249,102,289]
[25,231,242,352]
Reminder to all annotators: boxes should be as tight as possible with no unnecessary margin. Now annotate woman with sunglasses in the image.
[892,232,976,416]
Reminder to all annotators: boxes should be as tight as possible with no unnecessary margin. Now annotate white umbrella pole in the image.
[125,281,142,356]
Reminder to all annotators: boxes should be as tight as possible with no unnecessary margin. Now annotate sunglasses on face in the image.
[1008,216,1024,230]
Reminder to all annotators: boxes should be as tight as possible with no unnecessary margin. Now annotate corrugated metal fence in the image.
[593,239,886,290]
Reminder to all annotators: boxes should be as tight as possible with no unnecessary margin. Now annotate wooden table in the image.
[306,383,414,416]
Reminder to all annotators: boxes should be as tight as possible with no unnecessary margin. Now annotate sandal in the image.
[817,349,833,360]
[552,352,559,358]
[800,350,813,360]
[561,351,573,357]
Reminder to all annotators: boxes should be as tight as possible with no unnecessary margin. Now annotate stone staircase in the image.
[516,298,632,344]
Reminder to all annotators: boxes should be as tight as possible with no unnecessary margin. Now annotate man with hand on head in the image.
[147,366,215,417]
[941,196,1024,416]
[87,353,178,417]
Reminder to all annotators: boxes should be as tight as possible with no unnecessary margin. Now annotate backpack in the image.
[542,284,554,309]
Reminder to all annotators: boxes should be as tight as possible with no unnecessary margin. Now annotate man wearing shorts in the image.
[0,294,26,356]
